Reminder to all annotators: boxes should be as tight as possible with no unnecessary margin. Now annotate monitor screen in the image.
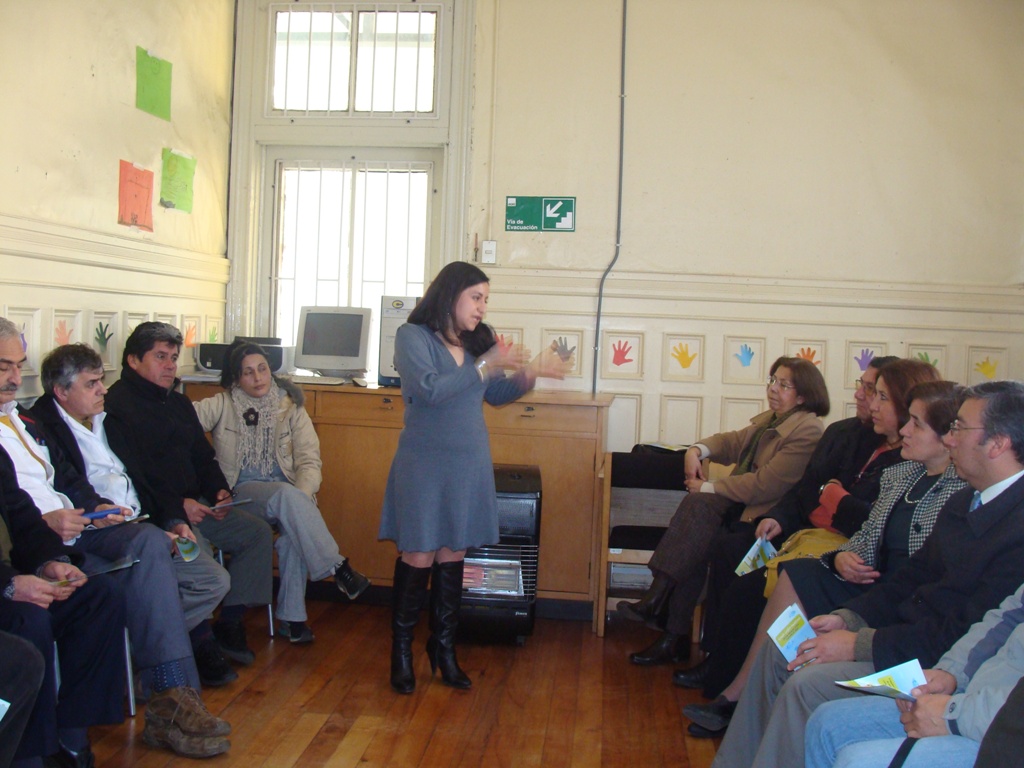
[294,306,372,378]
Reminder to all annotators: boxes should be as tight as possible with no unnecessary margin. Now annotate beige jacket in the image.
[701,408,823,522]
[194,383,322,498]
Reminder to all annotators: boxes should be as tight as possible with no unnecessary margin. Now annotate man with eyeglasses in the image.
[712,379,1024,768]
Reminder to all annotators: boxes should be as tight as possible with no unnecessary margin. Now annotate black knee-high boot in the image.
[426,560,472,690]
[391,558,431,694]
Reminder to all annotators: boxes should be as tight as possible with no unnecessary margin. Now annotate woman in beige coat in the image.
[618,356,829,665]
[194,342,370,643]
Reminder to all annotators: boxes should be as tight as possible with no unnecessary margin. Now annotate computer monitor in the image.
[294,306,372,379]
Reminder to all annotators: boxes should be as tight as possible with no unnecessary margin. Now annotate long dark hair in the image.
[408,262,496,357]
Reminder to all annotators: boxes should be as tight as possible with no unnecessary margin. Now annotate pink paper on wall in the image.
[118,160,154,231]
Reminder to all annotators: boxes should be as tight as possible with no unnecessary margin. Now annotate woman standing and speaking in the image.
[379,262,569,694]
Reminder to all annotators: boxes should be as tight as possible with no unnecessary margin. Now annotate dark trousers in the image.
[647,492,742,637]
[0,631,45,768]
[0,576,127,760]
[700,527,773,697]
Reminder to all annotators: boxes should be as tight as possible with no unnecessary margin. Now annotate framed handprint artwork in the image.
[662,334,704,382]
[601,331,643,380]
[492,328,522,351]
[785,339,826,375]
[845,341,888,389]
[4,307,41,377]
[723,336,765,384]
[541,328,583,377]
[52,309,83,346]
[967,346,1007,386]
[906,344,948,378]
[89,310,119,370]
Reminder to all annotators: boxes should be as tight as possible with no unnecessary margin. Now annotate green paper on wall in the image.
[160,148,195,213]
[136,46,171,121]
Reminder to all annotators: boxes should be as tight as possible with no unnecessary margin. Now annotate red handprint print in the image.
[611,340,633,366]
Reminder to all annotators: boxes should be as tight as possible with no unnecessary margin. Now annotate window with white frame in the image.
[229,1,463,381]
[270,4,439,115]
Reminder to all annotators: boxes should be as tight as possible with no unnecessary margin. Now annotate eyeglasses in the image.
[948,419,986,434]
[766,375,796,391]
[855,378,877,396]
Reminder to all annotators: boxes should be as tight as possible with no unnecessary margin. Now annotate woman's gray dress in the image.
[378,323,531,552]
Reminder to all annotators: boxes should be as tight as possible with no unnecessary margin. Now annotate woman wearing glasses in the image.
[682,366,956,738]
[619,356,829,665]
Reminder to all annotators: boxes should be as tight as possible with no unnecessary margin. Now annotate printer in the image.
[195,337,294,374]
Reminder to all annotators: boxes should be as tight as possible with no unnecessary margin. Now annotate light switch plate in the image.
[481,240,497,264]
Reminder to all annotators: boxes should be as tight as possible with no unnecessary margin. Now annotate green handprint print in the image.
[94,322,114,352]
[208,327,219,343]
[916,351,938,367]
[672,342,698,369]
[975,356,998,380]
[734,343,754,367]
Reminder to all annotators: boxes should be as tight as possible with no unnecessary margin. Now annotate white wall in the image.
[0,0,234,395]
[467,0,1024,450]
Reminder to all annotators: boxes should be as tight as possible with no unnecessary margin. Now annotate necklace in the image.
[904,473,940,505]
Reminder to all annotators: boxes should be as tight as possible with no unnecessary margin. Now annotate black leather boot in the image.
[426,560,472,690]
[615,572,674,630]
[628,632,690,666]
[391,558,431,694]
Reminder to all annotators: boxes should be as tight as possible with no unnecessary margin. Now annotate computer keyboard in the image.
[289,374,348,386]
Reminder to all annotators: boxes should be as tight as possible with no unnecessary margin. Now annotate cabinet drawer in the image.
[317,391,405,425]
[486,401,597,434]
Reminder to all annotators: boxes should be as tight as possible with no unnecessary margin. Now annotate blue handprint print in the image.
[734,343,755,367]
[854,348,875,372]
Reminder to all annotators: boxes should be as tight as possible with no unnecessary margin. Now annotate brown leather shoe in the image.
[142,719,230,758]
[146,686,231,737]
[628,632,690,666]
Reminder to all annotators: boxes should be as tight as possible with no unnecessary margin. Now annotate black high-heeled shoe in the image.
[427,560,472,689]
[390,558,431,694]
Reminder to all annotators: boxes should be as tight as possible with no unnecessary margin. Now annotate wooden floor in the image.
[91,600,721,768]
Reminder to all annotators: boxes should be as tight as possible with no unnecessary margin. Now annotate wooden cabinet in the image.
[185,381,611,604]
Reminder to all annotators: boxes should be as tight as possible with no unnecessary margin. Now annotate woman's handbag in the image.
[763,528,848,597]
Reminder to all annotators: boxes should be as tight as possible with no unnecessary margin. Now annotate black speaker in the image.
[460,464,541,645]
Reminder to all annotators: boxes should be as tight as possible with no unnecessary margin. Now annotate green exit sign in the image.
[505,196,575,232]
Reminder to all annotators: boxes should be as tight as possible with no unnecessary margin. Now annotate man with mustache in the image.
[0,318,230,760]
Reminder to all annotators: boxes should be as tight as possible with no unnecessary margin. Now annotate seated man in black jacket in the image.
[29,343,235,688]
[104,322,273,669]
[711,380,1024,768]
[0,447,126,768]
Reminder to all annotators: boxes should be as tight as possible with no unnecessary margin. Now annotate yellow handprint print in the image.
[672,342,698,369]
[974,356,998,380]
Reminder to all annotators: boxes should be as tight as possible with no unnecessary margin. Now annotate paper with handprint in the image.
[796,347,820,366]
[974,356,998,379]
[734,343,755,367]
[94,322,114,351]
[611,340,633,366]
[672,342,698,369]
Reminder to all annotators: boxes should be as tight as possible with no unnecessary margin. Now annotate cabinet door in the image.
[488,433,596,599]
[315,423,401,583]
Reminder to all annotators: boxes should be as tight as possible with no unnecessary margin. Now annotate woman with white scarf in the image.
[194,342,370,644]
